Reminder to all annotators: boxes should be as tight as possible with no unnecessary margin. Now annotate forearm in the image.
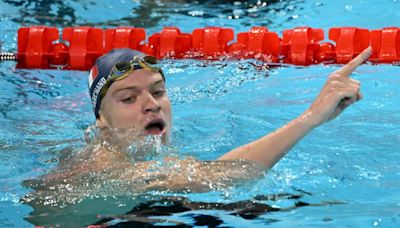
[218,111,317,169]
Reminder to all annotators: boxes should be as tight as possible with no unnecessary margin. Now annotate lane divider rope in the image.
[2,26,400,70]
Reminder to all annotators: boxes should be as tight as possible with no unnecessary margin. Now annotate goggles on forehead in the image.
[100,55,165,99]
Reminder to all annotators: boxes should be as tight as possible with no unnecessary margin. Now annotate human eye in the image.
[152,89,165,98]
[120,96,136,104]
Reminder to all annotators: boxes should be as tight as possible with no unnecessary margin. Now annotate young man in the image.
[26,46,373,197]
[23,47,372,226]
[89,47,372,170]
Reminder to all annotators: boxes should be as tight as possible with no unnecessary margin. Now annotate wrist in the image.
[296,110,322,130]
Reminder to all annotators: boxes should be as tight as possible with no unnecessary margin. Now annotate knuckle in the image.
[326,81,338,90]
[329,73,341,79]
[350,78,361,85]
[332,81,342,87]
[328,87,337,94]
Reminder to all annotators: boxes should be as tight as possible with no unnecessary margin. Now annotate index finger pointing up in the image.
[335,46,372,77]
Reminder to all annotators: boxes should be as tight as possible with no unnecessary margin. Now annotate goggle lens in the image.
[115,62,131,72]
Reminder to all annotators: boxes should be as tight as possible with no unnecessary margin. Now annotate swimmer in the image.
[87,47,372,168]
[38,46,368,190]
[29,46,373,192]
[22,46,372,226]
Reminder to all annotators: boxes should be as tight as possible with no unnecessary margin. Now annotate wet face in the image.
[97,69,172,143]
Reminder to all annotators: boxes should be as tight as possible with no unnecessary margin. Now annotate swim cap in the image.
[88,48,146,118]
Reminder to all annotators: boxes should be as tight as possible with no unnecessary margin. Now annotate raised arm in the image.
[218,47,372,169]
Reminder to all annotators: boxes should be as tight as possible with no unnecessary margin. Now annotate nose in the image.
[143,92,161,113]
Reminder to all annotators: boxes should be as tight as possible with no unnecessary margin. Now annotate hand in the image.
[304,47,372,127]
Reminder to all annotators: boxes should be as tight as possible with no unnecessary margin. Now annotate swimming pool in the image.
[1,0,399,227]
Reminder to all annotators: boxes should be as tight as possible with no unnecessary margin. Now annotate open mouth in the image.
[144,119,166,135]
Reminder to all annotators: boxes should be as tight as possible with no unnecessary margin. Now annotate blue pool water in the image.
[1,0,400,227]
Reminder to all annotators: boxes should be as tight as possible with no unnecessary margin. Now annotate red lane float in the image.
[14,26,400,70]
[105,27,146,54]
[17,26,59,69]
[192,27,234,57]
[329,27,370,64]
[63,27,103,70]
[282,27,325,65]
[147,27,191,58]
[370,27,400,63]
[227,26,280,62]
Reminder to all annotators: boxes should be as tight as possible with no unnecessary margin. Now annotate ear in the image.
[96,112,110,128]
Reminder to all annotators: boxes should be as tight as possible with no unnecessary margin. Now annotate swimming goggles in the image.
[100,55,165,99]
